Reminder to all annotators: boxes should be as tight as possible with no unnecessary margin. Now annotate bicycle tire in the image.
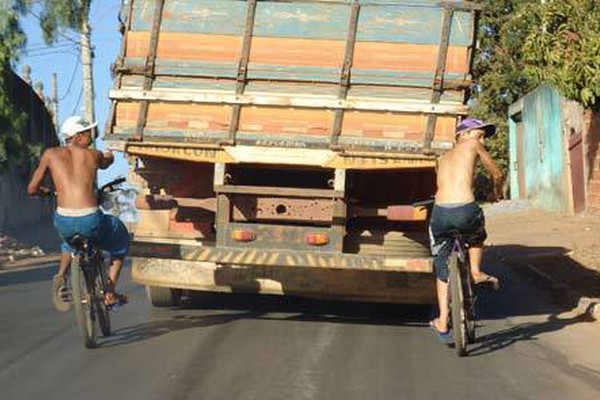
[71,256,98,348]
[95,259,111,337]
[449,252,468,356]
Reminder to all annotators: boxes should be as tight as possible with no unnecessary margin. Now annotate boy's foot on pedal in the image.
[472,272,500,290]
[104,291,128,308]
[52,274,72,312]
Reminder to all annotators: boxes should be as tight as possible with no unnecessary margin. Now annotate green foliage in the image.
[470,0,600,198]
[519,0,600,108]
[35,0,91,45]
[0,1,27,173]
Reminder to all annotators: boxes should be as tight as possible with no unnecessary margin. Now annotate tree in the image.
[34,0,95,123]
[470,0,600,198]
[0,1,28,172]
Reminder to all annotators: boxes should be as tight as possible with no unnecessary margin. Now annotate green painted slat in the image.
[253,2,350,39]
[357,6,472,45]
[132,0,246,35]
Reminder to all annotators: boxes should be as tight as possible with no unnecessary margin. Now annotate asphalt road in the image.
[1,258,600,400]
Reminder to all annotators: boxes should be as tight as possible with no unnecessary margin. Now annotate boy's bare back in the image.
[29,146,103,209]
[436,137,504,204]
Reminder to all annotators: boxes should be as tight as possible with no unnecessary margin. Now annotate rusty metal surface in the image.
[130,239,433,273]
[132,257,436,304]
[232,196,333,222]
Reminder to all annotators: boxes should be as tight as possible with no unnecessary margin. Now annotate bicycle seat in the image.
[67,234,90,252]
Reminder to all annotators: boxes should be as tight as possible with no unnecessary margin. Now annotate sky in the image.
[18,0,127,185]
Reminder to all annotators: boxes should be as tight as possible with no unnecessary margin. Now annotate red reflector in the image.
[306,233,329,246]
[231,229,256,242]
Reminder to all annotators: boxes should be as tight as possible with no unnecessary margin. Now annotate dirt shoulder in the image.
[485,202,600,301]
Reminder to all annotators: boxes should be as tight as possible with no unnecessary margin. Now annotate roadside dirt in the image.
[485,203,600,300]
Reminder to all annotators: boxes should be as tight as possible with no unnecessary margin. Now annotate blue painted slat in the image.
[357,6,472,45]
[130,1,472,45]
[508,117,519,199]
[132,0,246,35]
[254,2,350,40]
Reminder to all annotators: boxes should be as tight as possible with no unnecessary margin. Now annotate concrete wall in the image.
[0,69,58,231]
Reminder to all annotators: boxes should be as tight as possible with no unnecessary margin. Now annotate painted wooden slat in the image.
[131,0,246,35]
[254,2,350,40]
[126,32,242,62]
[357,6,472,45]
[353,42,468,73]
[239,107,334,136]
[340,112,456,141]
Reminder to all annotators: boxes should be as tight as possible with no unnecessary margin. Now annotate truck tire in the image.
[146,286,181,307]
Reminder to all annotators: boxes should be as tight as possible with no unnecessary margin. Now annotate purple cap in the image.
[456,117,496,138]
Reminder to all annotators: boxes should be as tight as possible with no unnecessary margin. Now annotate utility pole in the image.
[51,73,58,133]
[81,5,95,124]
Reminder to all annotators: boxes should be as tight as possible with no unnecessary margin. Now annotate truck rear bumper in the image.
[132,257,436,304]
[131,239,433,273]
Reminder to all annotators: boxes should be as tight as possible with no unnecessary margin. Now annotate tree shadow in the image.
[468,312,596,358]
[490,244,600,302]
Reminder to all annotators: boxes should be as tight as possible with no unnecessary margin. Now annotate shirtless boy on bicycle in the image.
[429,117,505,342]
[27,116,130,311]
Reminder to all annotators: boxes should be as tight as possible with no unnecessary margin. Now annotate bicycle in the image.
[447,230,476,357]
[61,177,127,348]
[414,199,477,357]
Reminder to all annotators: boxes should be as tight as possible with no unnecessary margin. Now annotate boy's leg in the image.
[105,257,128,305]
[433,279,450,332]
[52,249,72,312]
[468,245,499,288]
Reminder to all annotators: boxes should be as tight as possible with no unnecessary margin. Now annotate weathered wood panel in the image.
[110,0,479,153]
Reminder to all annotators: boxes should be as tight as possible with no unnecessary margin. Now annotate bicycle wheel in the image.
[71,256,98,348]
[464,274,476,344]
[449,252,468,356]
[94,259,111,337]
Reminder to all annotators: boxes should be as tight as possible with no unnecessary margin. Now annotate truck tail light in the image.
[231,229,256,242]
[306,233,329,246]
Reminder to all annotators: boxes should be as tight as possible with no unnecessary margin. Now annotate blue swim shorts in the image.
[53,210,130,259]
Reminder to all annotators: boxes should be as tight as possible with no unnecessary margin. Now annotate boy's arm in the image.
[476,143,505,201]
[96,150,115,170]
[27,150,52,196]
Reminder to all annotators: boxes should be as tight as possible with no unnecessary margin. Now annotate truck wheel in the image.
[146,286,182,307]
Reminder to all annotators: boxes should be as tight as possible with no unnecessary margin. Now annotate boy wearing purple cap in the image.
[428,117,505,342]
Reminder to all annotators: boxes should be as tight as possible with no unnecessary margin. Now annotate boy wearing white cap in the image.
[28,116,130,310]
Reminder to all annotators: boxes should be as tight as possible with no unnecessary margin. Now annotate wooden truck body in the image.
[106,0,481,305]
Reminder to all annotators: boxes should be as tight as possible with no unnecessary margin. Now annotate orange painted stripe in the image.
[354,42,469,74]
[127,32,241,62]
[126,32,469,74]
[239,107,334,136]
[341,112,457,139]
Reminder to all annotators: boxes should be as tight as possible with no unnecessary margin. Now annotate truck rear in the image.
[106,0,481,306]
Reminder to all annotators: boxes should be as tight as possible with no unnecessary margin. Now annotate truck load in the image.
[105,0,482,306]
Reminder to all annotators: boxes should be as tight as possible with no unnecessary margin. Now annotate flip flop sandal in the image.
[105,292,128,309]
[474,275,500,290]
[52,274,72,313]
[429,320,453,345]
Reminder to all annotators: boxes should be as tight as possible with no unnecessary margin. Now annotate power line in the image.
[27,9,92,51]
[59,56,82,101]
[25,49,79,58]
[71,86,84,115]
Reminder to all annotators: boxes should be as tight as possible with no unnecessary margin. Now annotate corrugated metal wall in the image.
[508,85,570,213]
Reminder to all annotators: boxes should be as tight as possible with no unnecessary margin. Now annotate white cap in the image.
[60,115,98,139]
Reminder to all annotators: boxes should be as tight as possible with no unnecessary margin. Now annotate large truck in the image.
[106,0,481,306]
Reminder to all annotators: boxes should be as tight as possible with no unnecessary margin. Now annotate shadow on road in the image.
[101,293,432,347]
[468,312,596,357]
[0,265,57,287]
